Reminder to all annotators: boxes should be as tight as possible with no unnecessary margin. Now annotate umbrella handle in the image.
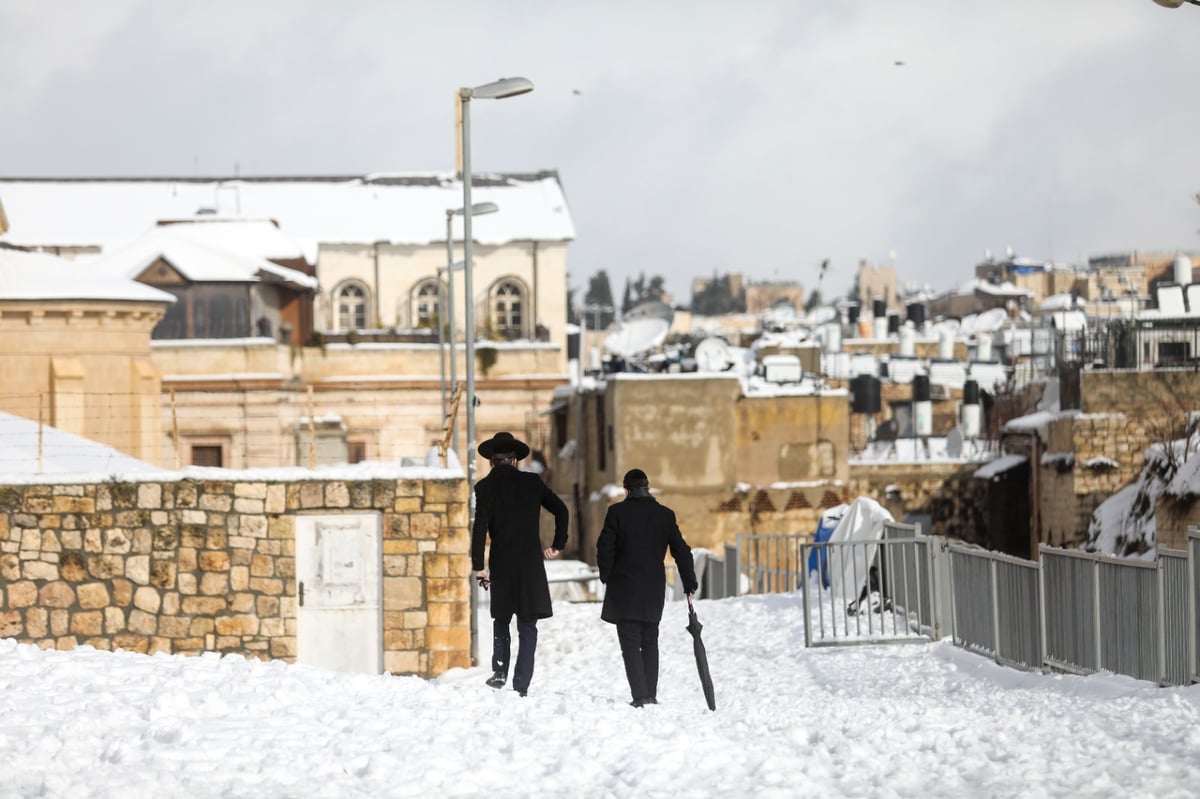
[686,594,694,612]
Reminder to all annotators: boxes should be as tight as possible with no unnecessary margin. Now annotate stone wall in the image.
[0,473,469,678]
[848,461,988,543]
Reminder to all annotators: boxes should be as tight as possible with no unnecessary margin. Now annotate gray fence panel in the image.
[724,543,740,598]
[950,548,996,656]
[1041,548,1098,674]
[995,557,1042,671]
[1159,549,1190,686]
[738,533,807,595]
[1098,559,1159,682]
[1191,531,1200,684]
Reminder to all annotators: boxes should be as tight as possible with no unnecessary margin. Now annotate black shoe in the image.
[643,697,658,705]
[629,699,643,708]
[485,671,507,689]
[516,689,527,697]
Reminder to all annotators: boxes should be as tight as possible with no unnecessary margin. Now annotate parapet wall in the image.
[0,472,470,677]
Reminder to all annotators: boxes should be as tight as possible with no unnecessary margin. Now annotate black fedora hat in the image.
[477,431,530,460]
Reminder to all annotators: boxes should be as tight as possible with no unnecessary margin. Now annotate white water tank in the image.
[938,326,955,360]
[1175,254,1193,287]
[899,325,916,357]
[975,333,993,362]
[823,322,842,353]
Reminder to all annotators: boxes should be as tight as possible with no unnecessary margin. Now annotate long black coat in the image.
[597,492,698,624]
[472,464,569,620]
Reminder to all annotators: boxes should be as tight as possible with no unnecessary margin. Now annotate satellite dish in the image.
[604,317,670,358]
[693,338,731,372]
[623,300,674,324]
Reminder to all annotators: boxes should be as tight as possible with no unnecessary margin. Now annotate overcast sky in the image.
[2,1,1197,303]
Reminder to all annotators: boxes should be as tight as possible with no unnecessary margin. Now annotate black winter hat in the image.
[478,431,531,460]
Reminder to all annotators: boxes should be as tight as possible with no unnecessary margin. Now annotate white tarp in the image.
[826,496,895,605]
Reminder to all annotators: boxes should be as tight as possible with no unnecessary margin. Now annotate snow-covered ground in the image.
[3,593,1199,798]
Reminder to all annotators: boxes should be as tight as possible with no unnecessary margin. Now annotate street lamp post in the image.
[459,76,534,512]
[443,202,498,458]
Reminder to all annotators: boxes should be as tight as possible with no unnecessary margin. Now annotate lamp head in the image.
[464,77,534,100]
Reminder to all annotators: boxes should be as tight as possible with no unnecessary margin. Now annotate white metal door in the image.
[295,513,382,674]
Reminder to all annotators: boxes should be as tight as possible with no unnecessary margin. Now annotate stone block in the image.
[200,572,230,596]
[198,551,230,571]
[128,609,158,635]
[325,482,350,508]
[138,484,162,509]
[148,637,173,655]
[86,554,124,580]
[384,629,414,650]
[425,480,467,504]
[60,530,82,550]
[133,586,161,613]
[20,529,40,552]
[216,614,259,636]
[231,565,250,590]
[383,577,422,610]
[205,529,228,550]
[7,581,36,608]
[299,483,324,508]
[229,593,255,613]
[230,547,253,567]
[104,607,126,634]
[250,554,274,577]
[426,626,470,651]
[403,611,428,629]
[55,635,79,651]
[256,596,280,617]
[268,517,293,540]
[249,577,284,596]
[189,617,214,636]
[199,493,233,512]
[275,557,295,579]
[127,556,150,585]
[384,650,420,675]
[112,634,149,653]
[270,637,297,659]
[432,649,471,675]
[39,581,76,608]
[178,547,197,571]
[77,582,111,609]
[0,610,21,638]
[26,607,48,638]
[111,578,133,607]
[40,531,62,554]
[228,536,255,551]
[238,515,268,537]
[177,573,198,595]
[70,611,103,636]
[1,553,19,581]
[50,609,69,636]
[426,578,468,602]
[181,596,227,616]
[424,554,450,578]
[132,529,153,555]
[392,498,421,515]
[411,513,441,540]
[53,496,94,514]
[58,551,88,582]
[265,484,287,514]
[150,561,177,590]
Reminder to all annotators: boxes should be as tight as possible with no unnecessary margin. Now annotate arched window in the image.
[414,280,441,329]
[491,280,524,338]
[336,282,369,330]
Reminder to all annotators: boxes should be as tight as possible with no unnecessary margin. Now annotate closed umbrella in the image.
[685,596,716,711]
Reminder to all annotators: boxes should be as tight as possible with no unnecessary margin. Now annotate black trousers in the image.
[492,614,538,692]
[616,620,660,702]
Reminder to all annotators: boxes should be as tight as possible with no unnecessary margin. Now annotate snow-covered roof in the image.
[0,173,575,250]
[0,411,166,476]
[89,224,317,290]
[973,453,1027,479]
[0,245,175,303]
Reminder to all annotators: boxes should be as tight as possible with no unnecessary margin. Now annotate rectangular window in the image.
[348,440,367,464]
[1157,341,1189,366]
[191,444,223,468]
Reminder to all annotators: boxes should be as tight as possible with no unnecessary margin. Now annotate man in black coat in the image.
[471,432,569,696]
[597,468,698,707]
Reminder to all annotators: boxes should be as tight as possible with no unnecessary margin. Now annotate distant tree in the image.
[566,285,578,325]
[804,289,823,313]
[582,270,616,329]
[691,271,745,315]
[622,271,668,313]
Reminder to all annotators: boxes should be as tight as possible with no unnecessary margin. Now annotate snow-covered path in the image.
[3,593,1199,798]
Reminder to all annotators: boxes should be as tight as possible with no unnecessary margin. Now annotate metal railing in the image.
[716,524,1200,686]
